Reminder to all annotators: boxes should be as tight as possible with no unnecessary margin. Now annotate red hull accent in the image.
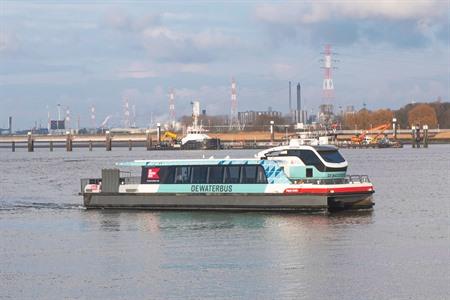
[284,186,374,195]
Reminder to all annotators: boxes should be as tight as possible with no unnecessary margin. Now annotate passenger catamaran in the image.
[81,141,374,211]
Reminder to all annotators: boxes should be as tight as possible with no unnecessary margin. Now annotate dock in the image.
[1,129,449,152]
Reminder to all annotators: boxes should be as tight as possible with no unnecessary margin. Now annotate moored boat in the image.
[81,142,374,211]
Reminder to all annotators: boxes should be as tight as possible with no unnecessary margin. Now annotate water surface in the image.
[1,146,449,299]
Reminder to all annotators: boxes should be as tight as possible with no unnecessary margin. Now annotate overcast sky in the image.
[1,1,449,129]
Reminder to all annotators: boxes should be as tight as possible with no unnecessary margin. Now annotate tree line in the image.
[341,101,450,130]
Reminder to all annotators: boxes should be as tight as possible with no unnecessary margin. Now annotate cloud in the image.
[140,27,242,63]
[254,1,448,48]
[0,31,20,54]
[104,9,161,31]
[117,62,158,79]
[271,63,296,79]
[255,1,447,24]
[117,61,209,79]
[104,10,243,63]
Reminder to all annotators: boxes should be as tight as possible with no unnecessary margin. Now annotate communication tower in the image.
[169,89,176,128]
[123,96,131,128]
[322,44,335,101]
[132,104,136,127]
[320,44,337,125]
[90,105,96,129]
[229,77,240,130]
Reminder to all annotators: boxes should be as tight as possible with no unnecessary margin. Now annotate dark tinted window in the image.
[174,166,191,184]
[160,167,175,183]
[288,150,325,172]
[191,166,208,183]
[224,166,241,184]
[256,166,267,183]
[208,166,224,183]
[242,165,257,183]
[318,150,345,163]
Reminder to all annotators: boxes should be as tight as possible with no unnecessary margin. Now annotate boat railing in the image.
[299,175,371,185]
[80,172,141,193]
[347,175,371,183]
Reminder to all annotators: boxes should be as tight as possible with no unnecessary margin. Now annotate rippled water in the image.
[1,146,449,299]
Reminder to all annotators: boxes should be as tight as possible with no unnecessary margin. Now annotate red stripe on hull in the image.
[284,186,374,195]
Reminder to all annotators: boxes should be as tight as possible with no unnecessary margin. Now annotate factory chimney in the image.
[8,116,12,134]
[296,83,301,112]
[288,81,292,112]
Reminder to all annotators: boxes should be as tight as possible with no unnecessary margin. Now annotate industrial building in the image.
[238,109,282,126]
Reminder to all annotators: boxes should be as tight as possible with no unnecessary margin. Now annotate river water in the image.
[0,145,449,299]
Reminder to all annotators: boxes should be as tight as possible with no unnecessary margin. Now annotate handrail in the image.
[298,175,371,185]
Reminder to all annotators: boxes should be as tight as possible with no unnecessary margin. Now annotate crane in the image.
[351,123,390,144]
[100,115,112,130]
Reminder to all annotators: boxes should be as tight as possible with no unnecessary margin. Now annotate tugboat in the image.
[180,101,220,150]
[81,140,374,211]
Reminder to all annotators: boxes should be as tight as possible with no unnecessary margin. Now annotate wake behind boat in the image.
[80,141,374,211]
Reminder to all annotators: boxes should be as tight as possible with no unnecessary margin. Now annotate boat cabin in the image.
[141,164,268,185]
[257,145,348,180]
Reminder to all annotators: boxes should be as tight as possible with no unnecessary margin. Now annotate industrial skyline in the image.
[0,1,449,129]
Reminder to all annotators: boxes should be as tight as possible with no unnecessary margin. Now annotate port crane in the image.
[351,123,390,144]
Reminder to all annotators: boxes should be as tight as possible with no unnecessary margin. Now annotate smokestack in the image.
[288,81,292,112]
[8,116,12,134]
[296,83,301,111]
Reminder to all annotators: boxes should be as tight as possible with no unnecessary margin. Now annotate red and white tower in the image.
[229,77,240,130]
[320,44,337,126]
[168,89,176,128]
[90,105,96,129]
[322,44,334,101]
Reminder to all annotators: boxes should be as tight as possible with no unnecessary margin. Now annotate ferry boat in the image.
[81,141,374,211]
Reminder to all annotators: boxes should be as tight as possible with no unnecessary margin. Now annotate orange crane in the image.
[351,123,390,144]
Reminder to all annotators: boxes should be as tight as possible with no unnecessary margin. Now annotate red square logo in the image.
[147,168,160,180]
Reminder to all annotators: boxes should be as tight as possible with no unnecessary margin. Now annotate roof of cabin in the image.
[117,158,279,167]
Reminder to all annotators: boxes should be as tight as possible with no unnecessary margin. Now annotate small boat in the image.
[180,100,220,150]
[81,142,374,211]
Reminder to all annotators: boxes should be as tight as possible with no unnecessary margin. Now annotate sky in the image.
[0,0,449,129]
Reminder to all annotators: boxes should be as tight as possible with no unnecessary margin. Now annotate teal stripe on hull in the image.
[157,184,268,193]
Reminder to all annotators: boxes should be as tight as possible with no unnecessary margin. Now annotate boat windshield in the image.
[317,150,345,163]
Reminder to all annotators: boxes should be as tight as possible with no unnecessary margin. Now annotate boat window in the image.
[256,166,267,183]
[317,150,345,163]
[208,166,224,184]
[224,166,241,184]
[191,166,208,184]
[242,165,257,183]
[174,166,191,184]
[265,151,280,157]
[288,150,325,172]
[159,167,175,184]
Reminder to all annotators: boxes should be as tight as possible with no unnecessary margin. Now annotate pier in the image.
[1,128,449,152]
